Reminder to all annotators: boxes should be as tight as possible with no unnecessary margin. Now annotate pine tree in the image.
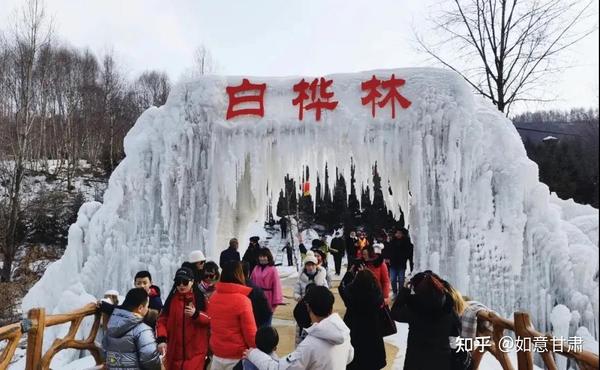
[315,172,323,217]
[347,159,360,222]
[332,168,348,226]
[299,166,314,219]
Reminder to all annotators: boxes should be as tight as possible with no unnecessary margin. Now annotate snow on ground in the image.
[21,68,599,366]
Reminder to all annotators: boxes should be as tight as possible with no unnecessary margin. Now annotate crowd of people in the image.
[98,227,487,370]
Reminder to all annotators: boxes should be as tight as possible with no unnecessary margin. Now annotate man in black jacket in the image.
[329,233,346,275]
[243,236,261,272]
[278,217,288,239]
[383,228,414,297]
[219,238,241,267]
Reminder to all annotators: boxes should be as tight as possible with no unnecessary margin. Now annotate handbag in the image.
[379,303,397,337]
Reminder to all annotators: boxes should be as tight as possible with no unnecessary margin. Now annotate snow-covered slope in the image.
[21,68,598,366]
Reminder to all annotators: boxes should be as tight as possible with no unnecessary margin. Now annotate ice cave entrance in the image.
[24,69,599,341]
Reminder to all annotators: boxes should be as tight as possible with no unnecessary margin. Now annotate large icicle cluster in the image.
[22,68,598,366]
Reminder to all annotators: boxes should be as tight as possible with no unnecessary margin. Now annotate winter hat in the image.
[250,236,260,242]
[174,267,195,282]
[373,243,384,254]
[104,289,119,297]
[303,251,318,265]
[188,250,206,263]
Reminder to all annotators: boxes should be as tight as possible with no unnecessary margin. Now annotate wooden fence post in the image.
[514,312,534,370]
[25,308,45,370]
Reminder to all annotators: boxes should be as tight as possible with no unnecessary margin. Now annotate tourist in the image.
[199,261,220,301]
[188,249,207,280]
[344,230,358,267]
[294,251,328,301]
[208,261,257,369]
[242,261,272,328]
[103,288,162,370]
[220,238,241,267]
[298,242,307,261]
[246,286,354,370]
[329,231,346,275]
[293,251,328,345]
[313,249,332,287]
[242,326,280,370]
[382,228,414,299]
[134,270,163,311]
[156,266,210,369]
[355,231,370,258]
[250,248,284,325]
[338,269,387,370]
[391,271,457,370]
[361,246,391,304]
[243,236,262,272]
[99,271,161,329]
[278,217,288,239]
[281,242,294,266]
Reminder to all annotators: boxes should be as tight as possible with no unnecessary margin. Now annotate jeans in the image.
[389,266,406,295]
[243,359,259,370]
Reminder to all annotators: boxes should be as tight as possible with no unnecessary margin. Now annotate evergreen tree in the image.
[360,185,372,211]
[315,172,323,217]
[347,159,361,224]
[299,166,314,220]
[332,168,348,226]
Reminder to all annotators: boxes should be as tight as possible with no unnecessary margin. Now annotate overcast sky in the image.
[1,0,598,112]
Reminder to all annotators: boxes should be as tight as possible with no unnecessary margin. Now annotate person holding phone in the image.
[156,266,210,369]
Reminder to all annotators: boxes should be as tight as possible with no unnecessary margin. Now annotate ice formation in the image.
[21,68,598,365]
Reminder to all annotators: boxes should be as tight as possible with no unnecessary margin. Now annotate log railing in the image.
[0,322,22,369]
[472,310,599,370]
[1,305,598,369]
[0,303,103,370]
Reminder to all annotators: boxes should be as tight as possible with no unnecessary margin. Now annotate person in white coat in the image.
[245,286,353,370]
[293,251,328,301]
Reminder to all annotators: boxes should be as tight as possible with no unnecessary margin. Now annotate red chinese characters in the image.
[292,78,338,121]
[361,74,411,118]
[226,79,267,120]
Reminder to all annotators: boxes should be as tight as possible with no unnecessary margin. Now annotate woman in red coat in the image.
[156,266,210,369]
[361,246,391,304]
[208,261,257,370]
[250,248,283,325]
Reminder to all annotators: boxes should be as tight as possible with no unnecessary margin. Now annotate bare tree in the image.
[193,44,217,76]
[0,0,52,282]
[416,0,597,115]
[135,70,171,109]
[99,53,123,174]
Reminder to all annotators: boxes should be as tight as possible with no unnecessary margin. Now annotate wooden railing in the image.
[0,303,102,370]
[1,305,598,369]
[472,310,599,370]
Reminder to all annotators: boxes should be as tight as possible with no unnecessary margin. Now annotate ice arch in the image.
[24,69,598,345]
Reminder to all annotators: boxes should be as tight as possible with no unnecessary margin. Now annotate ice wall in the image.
[22,68,598,364]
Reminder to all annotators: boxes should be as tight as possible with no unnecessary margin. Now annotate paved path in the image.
[271,273,400,369]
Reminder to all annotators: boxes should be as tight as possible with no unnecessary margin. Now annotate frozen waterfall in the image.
[22,68,598,365]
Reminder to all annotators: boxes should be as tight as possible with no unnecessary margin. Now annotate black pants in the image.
[281,228,287,239]
[287,253,293,266]
[333,253,343,275]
